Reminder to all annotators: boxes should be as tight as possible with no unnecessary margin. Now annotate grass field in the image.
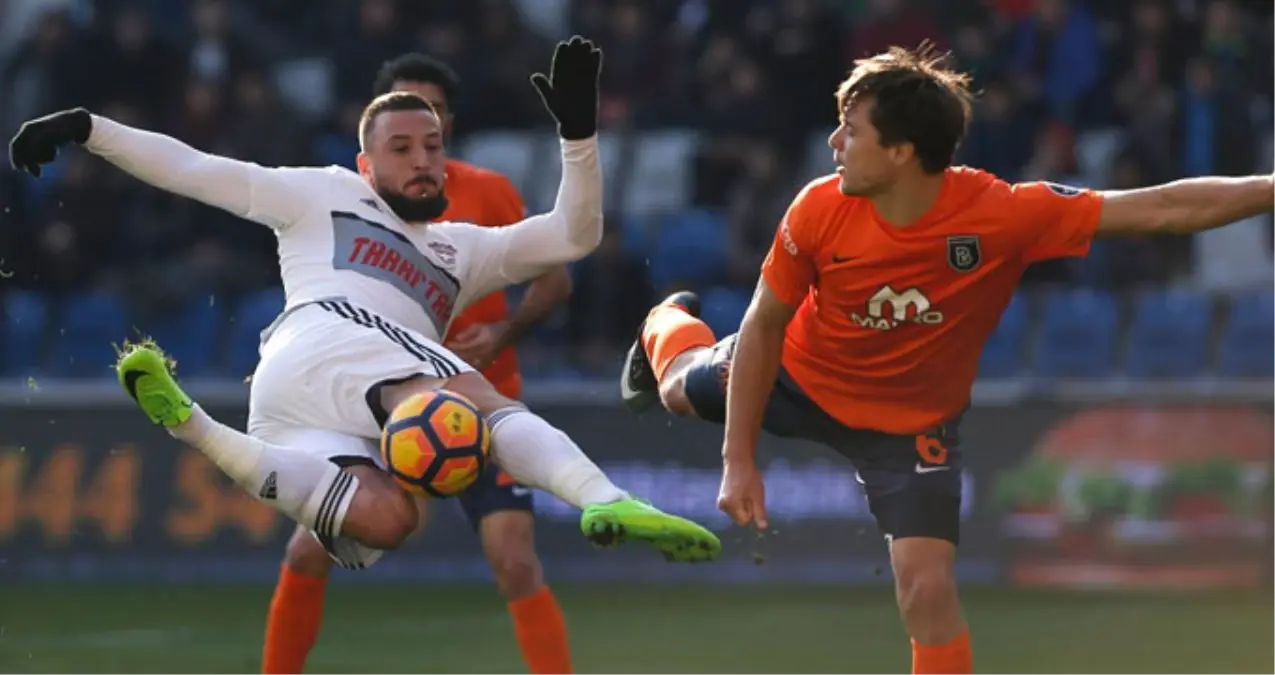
[1,584,1270,673]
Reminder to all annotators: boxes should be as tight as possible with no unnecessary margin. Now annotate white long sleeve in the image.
[441,135,603,300]
[83,115,317,229]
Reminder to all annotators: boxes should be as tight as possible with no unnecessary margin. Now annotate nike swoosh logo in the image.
[915,463,950,474]
[831,254,857,264]
[510,486,531,497]
[123,370,145,402]
[620,344,648,400]
[620,376,639,400]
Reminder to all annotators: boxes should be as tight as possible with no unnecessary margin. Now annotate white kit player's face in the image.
[358,109,449,222]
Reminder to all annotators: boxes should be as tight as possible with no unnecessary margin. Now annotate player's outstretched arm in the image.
[448,37,604,297]
[8,108,311,229]
[1096,173,1275,237]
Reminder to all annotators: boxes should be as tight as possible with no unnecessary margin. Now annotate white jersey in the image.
[83,115,603,343]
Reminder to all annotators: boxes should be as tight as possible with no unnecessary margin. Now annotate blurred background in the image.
[0,0,1272,672]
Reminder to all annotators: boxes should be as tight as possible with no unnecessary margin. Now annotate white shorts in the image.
[246,299,472,570]
[247,298,474,451]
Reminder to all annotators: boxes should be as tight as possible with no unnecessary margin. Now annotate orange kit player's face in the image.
[827,99,904,198]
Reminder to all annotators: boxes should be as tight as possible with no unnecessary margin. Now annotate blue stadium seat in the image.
[647,210,728,291]
[1123,288,1212,377]
[314,133,359,172]
[977,292,1030,378]
[700,286,751,338]
[1216,291,1274,377]
[225,289,286,377]
[49,291,130,378]
[1032,289,1120,377]
[132,300,224,377]
[3,290,50,376]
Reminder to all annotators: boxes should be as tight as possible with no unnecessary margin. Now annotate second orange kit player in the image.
[261,54,575,674]
[621,46,1274,675]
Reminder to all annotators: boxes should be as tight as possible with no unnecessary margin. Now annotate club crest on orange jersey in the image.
[946,235,981,273]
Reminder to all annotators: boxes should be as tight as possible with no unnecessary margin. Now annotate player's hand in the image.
[445,321,509,370]
[530,35,602,140]
[717,457,769,530]
[8,108,93,178]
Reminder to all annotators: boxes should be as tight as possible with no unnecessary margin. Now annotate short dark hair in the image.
[372,53,460,103]
[836,43,974,174]
[358,92,439,148]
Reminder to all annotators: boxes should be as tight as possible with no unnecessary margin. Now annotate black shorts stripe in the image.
[315,300,464,377]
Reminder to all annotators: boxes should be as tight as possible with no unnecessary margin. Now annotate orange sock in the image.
[508,586,572,674]
[641,302,716,381]
[262,564,328,674]
[912,631,972,674]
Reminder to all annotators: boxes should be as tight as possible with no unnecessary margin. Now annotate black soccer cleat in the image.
[621,291,701,414]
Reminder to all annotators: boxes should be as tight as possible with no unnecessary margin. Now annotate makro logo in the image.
[851,286,944,331]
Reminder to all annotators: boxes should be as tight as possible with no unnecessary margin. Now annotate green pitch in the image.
[0,584,1269,673]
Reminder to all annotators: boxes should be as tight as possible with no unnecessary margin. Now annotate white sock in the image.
[171,405,358,540]
[487,406,628,509]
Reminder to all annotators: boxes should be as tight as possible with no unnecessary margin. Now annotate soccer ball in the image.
[380,390,490,498]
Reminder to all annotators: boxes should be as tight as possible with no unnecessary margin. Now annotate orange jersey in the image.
[439,159,527,398]
[761,168,1103,434]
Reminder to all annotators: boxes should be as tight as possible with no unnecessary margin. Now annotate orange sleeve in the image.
[489,174,527,227]
[1014,181,1105,263]
[760,184,822,308]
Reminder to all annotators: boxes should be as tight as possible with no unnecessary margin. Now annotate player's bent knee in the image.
[894,563,956,614]
[679,353,729,423]
[343,465,419,549]
[890,537,962,641]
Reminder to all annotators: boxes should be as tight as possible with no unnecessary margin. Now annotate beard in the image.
[377,186,449,223]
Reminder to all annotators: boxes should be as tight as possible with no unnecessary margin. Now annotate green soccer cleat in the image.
[581,498,722,563]
[115,339,194,428]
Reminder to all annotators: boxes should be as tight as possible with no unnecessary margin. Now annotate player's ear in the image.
[356,151,372,179]
[888,141,914,168]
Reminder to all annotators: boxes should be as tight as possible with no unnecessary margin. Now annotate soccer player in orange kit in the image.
[620,45,1275,674]
[261,54,575,675]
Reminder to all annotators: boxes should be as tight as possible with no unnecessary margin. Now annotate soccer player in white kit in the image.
[8,37,722,568]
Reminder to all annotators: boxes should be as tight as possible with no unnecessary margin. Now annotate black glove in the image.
[8,107,93,178]
[530,36,603,141]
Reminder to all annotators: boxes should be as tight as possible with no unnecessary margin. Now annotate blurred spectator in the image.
[851,0,945,61]
[1010,0,1102,125]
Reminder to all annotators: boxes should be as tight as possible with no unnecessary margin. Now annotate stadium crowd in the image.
[1,0,1272,377]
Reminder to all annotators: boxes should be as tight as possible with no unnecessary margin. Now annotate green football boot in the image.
[115,339,194,428]
[582,498,721,562]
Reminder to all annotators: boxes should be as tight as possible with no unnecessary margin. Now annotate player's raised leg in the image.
[379,373,721,562]
[116,340,418,551]
[621,291,733,421]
